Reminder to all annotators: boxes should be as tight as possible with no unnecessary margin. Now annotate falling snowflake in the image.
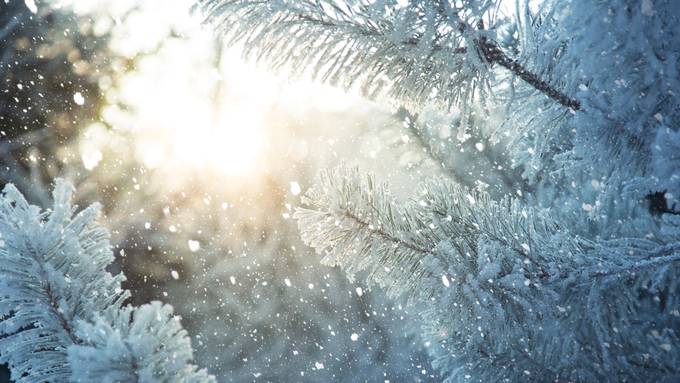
[73,92,85,105]
[188,240,200,252]
[24,0,37,13]
[441,275,450,287]
[290,181,302,196]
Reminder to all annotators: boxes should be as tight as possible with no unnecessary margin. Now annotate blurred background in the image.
[0,0,463,381]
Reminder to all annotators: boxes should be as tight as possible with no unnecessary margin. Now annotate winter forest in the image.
[0,0,679,382]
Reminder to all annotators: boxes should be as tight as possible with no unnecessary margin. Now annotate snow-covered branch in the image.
[196,0,578,112]
[0,181,214,382]
[296,167,680,381]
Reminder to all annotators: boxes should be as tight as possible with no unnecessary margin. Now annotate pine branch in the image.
[294,167,572,379]
[477,34,580,109]
[397,107,535,195]
[69,302,216,382]
[0,181,214,382]
[196,0,580,110]
[295,167,680,381]
[397,107,470,186]
[294,167,577,301]
[196,0,499,110]
[294,167,444,301]
[583,243,680,280]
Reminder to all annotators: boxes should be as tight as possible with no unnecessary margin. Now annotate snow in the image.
[73,92,85,106]
[81,149,102,170]
[441,275,450,287]
[290,181,302,196]
[24,0,37,13]
[188,240,200,252]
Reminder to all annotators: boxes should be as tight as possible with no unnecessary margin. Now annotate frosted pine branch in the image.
[69,302,216,382]
[294,167,442,301]
[294,168,573,380]
[294,167,581,299]
[0,181,214,383]
[196,0,579,110]
[295,167,680,381]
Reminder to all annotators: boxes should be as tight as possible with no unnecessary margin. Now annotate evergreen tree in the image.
[199,0,680,381]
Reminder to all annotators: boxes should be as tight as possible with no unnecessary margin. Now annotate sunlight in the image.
[171,106,264,177]
[75,0,270,179]
[74,0,358,182]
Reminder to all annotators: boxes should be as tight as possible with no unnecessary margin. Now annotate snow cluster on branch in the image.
[0,181,214,382]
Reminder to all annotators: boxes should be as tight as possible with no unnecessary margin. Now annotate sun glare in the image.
[171,106,264,177]
[78,0,270,179]
[74,0,361,183]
